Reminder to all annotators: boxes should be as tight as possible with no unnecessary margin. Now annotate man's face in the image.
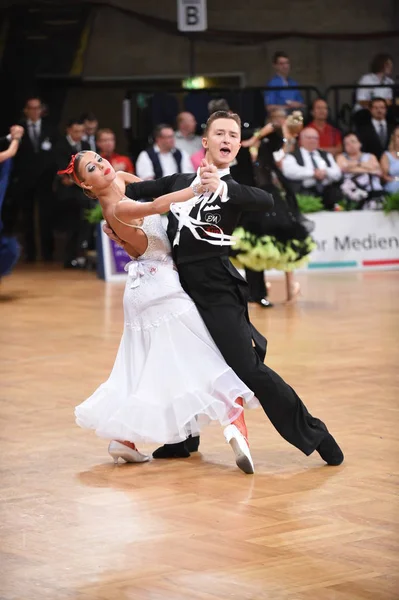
[97,133,115,155]
[370,101,387,120]
[156,128,175,152]
[274,56,290,77]
[179,112,196,136]
[300,128,320,152]
[67,124,85,143]
[24,99,42,122]
[202,118,241,168]
[384,59,393,76]
[84,119,98,136]
[312,100,328,122]
[344,134,361,155]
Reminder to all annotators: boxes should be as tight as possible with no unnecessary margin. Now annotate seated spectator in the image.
[264,51,305,115]
[96,128,134,173]
[136,124,194,179]
[282,127,342,209]
[175,112,203,157]
[307,99,342,156]
[354,53,394,111]
[81,112,99,151]
[336,133,383,208]
[380,126,399,194]
[356,98,395,160]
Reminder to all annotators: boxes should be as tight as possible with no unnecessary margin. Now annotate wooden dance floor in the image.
[1,266,398,600]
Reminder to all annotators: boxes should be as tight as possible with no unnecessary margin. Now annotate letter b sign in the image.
[177,0,207,32]
[186,6,199,25]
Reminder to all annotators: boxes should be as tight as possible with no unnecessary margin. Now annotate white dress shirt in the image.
[175,131,203,157]
[282,148,342,188]
[66,135,82,152]
[354,73,394,111]
[27,118,41,145]
[82,133,96,151]
[135,144,195,179]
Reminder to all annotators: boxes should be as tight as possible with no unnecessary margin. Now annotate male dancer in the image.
[105,111,343,466]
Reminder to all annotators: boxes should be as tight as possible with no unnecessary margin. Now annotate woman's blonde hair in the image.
[388,126,399,152]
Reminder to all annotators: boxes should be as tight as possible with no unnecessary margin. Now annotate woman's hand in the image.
[10,125,24,140]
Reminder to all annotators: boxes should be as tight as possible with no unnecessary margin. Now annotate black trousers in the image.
[57,191,93,264]
[13,178,54,261]
[245,268,267,301]
[178,256,327,455]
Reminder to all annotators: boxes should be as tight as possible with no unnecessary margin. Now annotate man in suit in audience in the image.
[282,127,342,209]
[81,112,99,152]
[54,118,90,268]
[9,96,57,262]
[356,98,395,160]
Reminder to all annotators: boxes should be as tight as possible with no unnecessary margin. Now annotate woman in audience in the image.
[380,126,399,195]
[336,133,383,208]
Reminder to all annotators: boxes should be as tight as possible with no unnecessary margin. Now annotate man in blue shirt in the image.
[264,51,305,114]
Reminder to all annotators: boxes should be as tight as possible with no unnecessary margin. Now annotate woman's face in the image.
[78,151,116,192]
[344,134,361,155]
[270,110,286,128]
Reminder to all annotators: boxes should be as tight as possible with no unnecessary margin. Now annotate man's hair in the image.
[370,53,393,74]
[311,97,328,110]
[96,127,115,140]
[80,111,97,122]
[208,98,230,115]
[176,112,195,126]
[66,117,84,128]
[24,96,42,107]
[153,123,173,139]
[370,97,387,108]
[203,111,241,136]
[272,51,289,64]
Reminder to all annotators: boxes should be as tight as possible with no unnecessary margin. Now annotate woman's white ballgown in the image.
[75,214,257,445]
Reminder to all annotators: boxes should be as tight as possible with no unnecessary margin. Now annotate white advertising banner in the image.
[98,211,399,281]
[301,211,399,271]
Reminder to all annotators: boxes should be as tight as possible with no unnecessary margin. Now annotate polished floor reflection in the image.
[1,267,398,600]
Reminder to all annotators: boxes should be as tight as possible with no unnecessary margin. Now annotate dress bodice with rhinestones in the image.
[133,214,172,263]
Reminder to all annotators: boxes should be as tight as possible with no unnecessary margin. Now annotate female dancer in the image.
[58,151,257,474]
[233,110,315,303]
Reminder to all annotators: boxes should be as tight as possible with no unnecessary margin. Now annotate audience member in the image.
[356,98,394,160]
[175,112,203,157]
[81,112,99,151]
[354,54,394,111]
[135,124,194,179]
[282,127,342,209]
[97,128,134,173]
[54,118,91,269]
[307,99,342,156]
[380,126,399,194]
[336,133,383,207]
[264,51,305,115]
[9,96,57,262]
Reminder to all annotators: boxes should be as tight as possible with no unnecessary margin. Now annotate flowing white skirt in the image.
[75,259,257,445]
